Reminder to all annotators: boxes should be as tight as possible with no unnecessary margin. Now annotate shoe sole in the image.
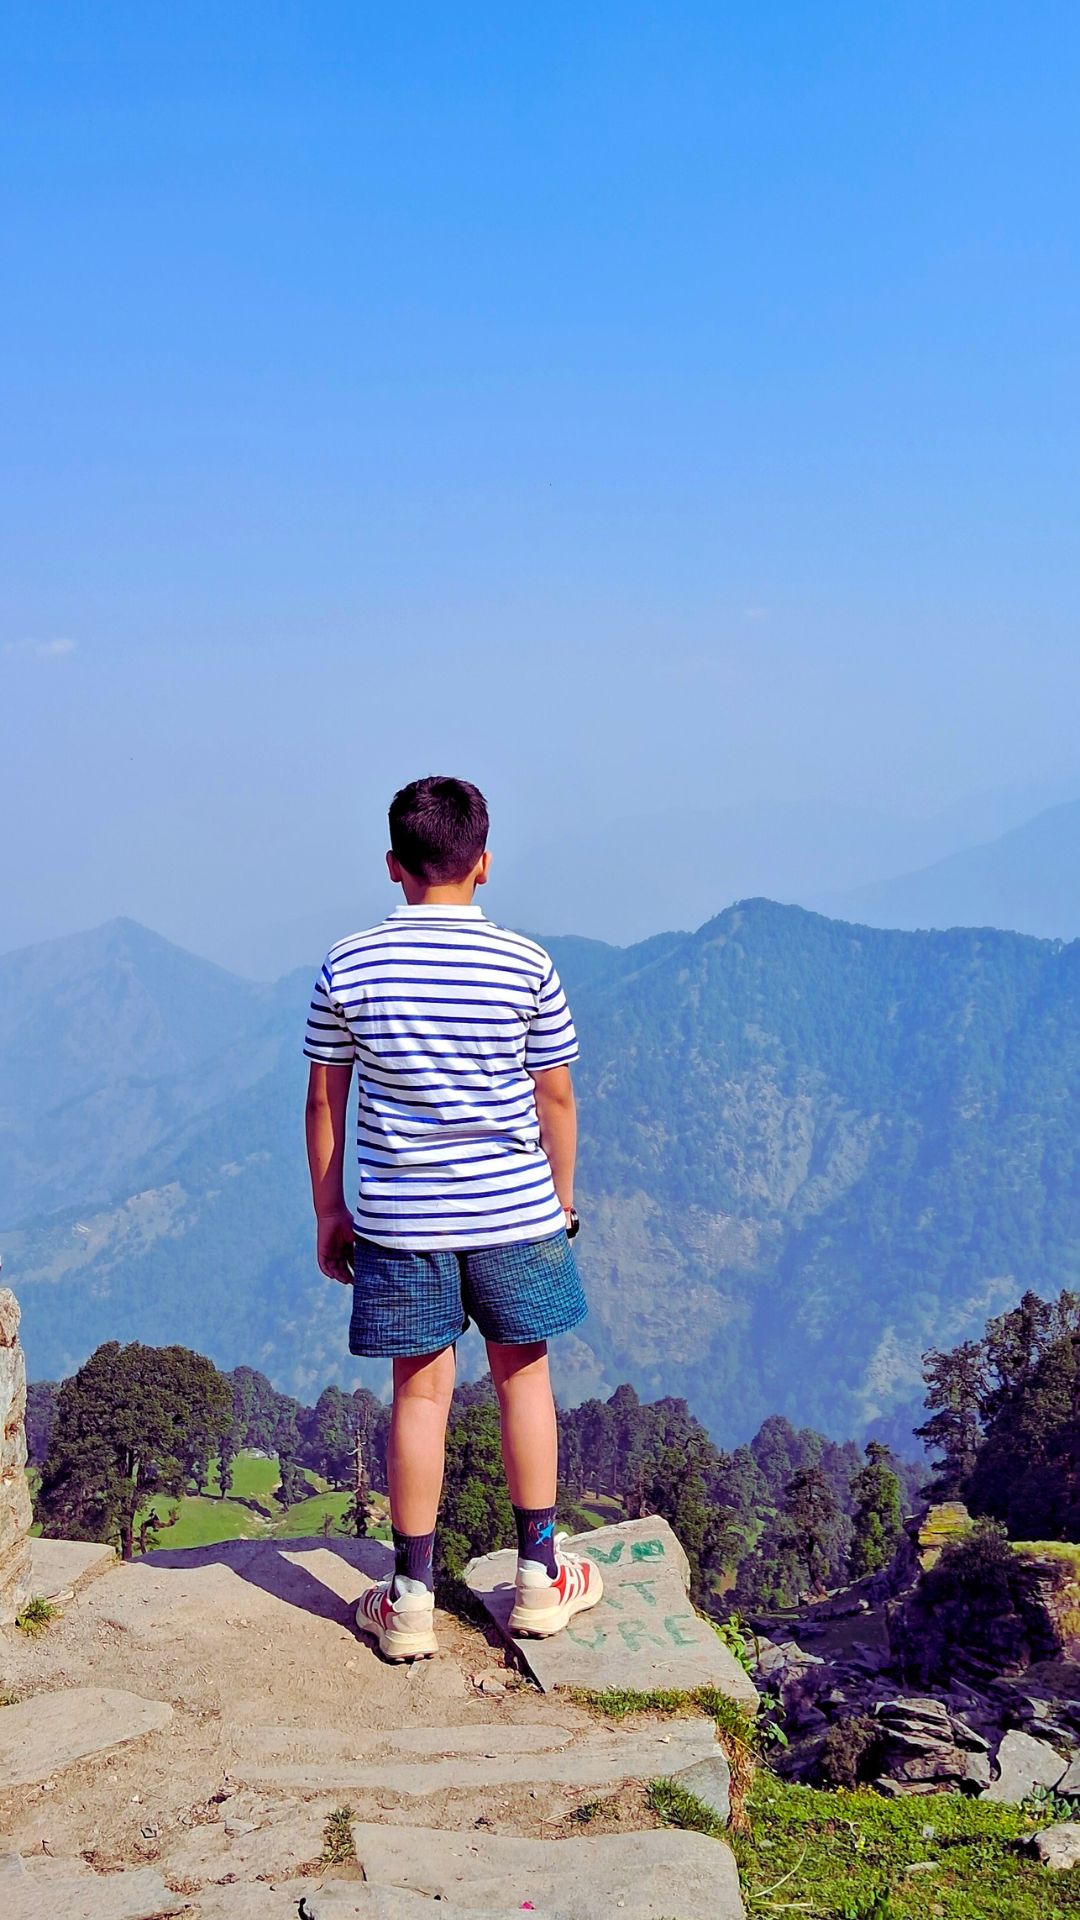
[355,1600,439,1662]
[508,1566,604,1638]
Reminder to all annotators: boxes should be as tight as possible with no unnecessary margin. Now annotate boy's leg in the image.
[487,1339,557,1506]
[388,1346,456,1588]
[357,1345,454,1661]
[488,1336,603,1635]
[488,1339,559,1575]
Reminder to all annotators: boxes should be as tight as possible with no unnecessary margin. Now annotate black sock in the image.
[514,1503,558,1577]
[392,1526,435,1594]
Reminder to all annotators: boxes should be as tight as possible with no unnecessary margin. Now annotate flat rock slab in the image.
[29,1537,117,1600]
[983,1730,1068,1803]
[161,1792,331,1883]
[0,1685,172,1788]
[307,1889,564,1919]
[233,1714,717,1793]
[465,1515,758,1704]
[350,1821,745,1918]
[0,1854,186,1918]
[306,1891,559,1920]
[670,1750,732,1825]
[85,1535,396,1634]
[178,1883,316,1920]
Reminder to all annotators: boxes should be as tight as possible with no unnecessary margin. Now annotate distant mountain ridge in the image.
[2,904,1077,1449]
[818,799,1080,941]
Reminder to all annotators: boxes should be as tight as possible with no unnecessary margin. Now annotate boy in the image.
[303,775,602,1660]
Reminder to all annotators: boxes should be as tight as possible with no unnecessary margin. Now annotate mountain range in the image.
[1,905,1077,1449]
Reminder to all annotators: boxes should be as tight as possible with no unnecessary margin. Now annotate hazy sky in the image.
[3,4,1079,961]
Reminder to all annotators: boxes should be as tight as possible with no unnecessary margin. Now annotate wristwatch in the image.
[565,1207,581,1240]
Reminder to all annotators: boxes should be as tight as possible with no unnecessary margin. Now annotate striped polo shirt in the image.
[303,903,578,1250]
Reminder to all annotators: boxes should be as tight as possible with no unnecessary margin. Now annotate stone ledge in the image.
[29,1537,118,1602]
[465,1514,759,1705]
[349,1820,746,1919]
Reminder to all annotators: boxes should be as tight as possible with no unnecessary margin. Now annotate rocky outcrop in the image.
[913,1502,973,1570]
[751,1629,1079,1802]
[0,1287,32,1625]
[1015,1549,1080,1662]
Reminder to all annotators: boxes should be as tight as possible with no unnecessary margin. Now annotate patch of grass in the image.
[572,1683,756,1748]
[647,1776,727,1840]
[0,1688,19,1706]
[572,1685,701,1721]
[321,1806,355,1865]
[209,1450,283,1504]
[734,1771,1075,1919]
[15,1595,57,1635]
[570,1797,604,1825]
[572,1683,757,1832]
[1013,1540,1080,1577]
[272,1490,354,1537]
[137,1496,267,1549]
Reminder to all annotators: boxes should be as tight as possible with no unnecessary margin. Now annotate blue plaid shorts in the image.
[348,1229,587,1357]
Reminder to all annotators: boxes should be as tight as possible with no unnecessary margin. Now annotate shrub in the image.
[890,1519,1047,1684]
[819,1715,886,1789]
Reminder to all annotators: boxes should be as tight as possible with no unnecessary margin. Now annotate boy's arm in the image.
[305,1062,354,1283]
[529,1064,577,1221]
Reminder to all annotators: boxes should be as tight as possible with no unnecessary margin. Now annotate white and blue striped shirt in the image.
[303,904,578,1251]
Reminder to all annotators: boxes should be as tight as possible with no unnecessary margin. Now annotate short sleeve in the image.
[524,963,579,1072]
[303,962,356,1066]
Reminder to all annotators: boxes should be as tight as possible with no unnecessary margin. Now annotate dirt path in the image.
[0,1535,746,1918]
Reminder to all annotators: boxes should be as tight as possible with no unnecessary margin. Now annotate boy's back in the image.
[303,775,600,1664]
[304,902,578,1249]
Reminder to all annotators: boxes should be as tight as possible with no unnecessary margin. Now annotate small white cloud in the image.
[3,637,78,659]
[742,606,770,622]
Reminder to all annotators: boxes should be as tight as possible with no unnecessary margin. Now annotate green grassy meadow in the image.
[131,1451,391,1551]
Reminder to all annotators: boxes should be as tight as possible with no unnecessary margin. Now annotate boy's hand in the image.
[316,1207,355,1284]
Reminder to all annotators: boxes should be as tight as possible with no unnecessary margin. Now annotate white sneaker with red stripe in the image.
[355,1577,439,1661]
[508,1542,603,1638]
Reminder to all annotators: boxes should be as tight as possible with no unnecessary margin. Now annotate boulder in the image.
[1030,1822,1080,1871]
[1014,1550,1080,1664]
[465,1516,757,1705]
[28,1538,117,1601]
[983,1730,1068,1804]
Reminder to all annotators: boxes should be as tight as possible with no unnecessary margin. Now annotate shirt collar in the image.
[388,903,486,918]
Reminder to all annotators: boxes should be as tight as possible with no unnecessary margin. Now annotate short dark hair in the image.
[388,776,489,883]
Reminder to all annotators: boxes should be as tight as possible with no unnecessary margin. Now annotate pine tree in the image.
[642,1438,738,1602]
[848,1442,903,1579]
[916,1342,986,1498]
[782,1465,842,1596]
[36,1341,231,1559]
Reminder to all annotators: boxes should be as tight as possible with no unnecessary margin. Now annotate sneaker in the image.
[508,1543,604,1638]
[355,1577,439,1661]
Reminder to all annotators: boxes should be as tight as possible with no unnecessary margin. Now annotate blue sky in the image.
[3,4,1079,962]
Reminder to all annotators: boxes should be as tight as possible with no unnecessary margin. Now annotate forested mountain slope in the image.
[3,904,1077,1445]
